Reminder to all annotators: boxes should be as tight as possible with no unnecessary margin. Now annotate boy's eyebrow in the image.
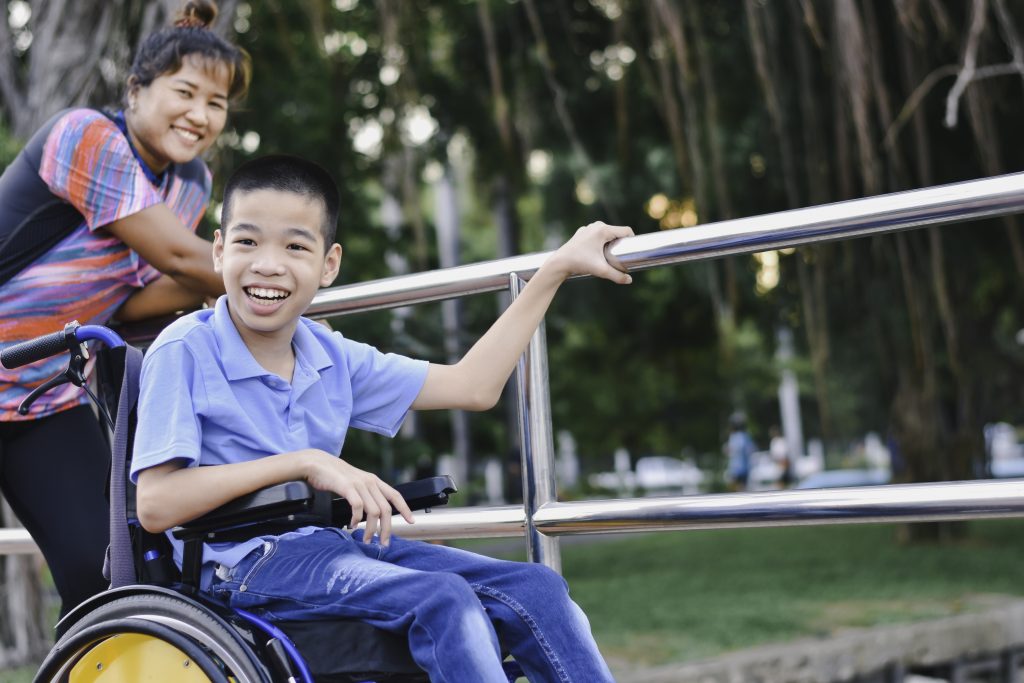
[227,223,320,243]
[227,222,261,235]
[283,226,320,243]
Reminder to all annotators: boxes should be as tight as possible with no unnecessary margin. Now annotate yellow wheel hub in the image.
[69,633,213,682]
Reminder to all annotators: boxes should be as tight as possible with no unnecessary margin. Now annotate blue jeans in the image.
[209,528,615,683]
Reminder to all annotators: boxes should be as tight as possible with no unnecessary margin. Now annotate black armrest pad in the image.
[172,476,457,541]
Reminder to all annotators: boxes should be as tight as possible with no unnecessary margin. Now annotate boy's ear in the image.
[212,229,224,273]
[320,243,342,287]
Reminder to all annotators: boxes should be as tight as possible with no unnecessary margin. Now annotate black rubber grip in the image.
[0,328,70,369]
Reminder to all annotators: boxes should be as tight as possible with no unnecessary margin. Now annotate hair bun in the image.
[174,0,218,29]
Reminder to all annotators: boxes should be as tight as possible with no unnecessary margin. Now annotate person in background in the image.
[726,411,756,491]
[769,425,792,488]
[0,0,249,615]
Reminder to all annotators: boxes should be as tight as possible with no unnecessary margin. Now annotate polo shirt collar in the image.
[212,296,276,381]
[211,296,334,381]
[292,318,334,374]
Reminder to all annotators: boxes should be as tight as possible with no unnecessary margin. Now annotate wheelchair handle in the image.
[1,322,125,369]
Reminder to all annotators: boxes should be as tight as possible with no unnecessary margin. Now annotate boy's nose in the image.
[250,258,286,276]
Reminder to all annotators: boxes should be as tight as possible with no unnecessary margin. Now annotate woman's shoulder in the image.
[50,108,119,137]
[43,108,125,159]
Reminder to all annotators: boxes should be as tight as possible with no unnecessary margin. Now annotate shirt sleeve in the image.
[38,110,163,231]
[130,340,205,482]
[340,335,429,438]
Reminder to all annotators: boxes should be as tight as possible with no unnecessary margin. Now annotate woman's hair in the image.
[126,0,251,103]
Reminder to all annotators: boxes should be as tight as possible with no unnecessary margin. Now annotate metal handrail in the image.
[4,172,1024,559]
[306,172,1024,317]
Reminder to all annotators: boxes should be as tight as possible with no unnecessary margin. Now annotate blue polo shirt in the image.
[130,296,429,581]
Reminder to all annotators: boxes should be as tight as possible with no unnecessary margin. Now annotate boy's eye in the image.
[287,243,310,252]
[176,89,193,98]
[234,238,256,246]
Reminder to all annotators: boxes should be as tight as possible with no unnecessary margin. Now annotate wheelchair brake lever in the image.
[17,371,72,415]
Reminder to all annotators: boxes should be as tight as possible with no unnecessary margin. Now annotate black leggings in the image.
[0,405,110,616]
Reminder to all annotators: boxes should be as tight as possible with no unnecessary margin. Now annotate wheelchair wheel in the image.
[36,593,269,683]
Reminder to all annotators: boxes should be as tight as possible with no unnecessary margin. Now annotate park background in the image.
[2,0,1024,679]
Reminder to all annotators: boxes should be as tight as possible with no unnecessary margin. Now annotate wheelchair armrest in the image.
[332,474,457,523]
[171,475,458,542]
[171,480,328,541]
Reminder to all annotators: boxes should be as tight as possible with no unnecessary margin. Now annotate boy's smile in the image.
[213,188,341,351]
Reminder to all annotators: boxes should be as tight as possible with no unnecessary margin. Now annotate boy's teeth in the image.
[246,287,289,300]
[174,127,199,141]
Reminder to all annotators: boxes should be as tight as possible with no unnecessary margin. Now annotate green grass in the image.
[464,519,1024,667]
[0,667,34,683]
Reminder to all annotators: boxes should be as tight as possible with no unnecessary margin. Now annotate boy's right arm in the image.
[136,449,414,545]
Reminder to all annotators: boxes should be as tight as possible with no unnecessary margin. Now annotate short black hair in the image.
[222,154,340,246]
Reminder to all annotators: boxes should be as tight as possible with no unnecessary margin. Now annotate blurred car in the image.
[635,456,704,495]
[795,469,890,489]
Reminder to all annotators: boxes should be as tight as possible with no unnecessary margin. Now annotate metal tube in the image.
[509,274,562,572]
[531,479,1024,534]
[304,172,1024,318]
[0,528,44,555]
[5,480,1024,556]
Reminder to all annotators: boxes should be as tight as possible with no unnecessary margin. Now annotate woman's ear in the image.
[125,76,140,112]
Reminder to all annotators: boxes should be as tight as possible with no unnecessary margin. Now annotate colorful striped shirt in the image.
[0,109,211,421]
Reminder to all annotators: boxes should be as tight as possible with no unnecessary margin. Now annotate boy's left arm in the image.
[412,221,632,412]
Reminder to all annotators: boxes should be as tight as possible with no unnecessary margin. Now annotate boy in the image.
[131,155,631,682]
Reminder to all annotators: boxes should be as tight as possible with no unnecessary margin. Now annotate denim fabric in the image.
[210,528,615,683]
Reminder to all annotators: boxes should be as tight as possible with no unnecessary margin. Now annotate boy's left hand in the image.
[545,221,634,285]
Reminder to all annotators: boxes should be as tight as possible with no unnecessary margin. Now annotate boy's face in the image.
[213,188,341,342]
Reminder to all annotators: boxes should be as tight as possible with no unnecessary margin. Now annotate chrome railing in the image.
[4,172,1024,562]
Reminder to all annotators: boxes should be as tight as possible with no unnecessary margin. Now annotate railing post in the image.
[509,274,562,572]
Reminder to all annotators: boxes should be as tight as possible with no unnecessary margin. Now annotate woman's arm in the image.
[115,275,206,321]
[105,203,224,297]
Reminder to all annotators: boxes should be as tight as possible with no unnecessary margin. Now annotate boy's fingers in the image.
[611,224,634,239]
[601,264,632,285]
[383,483,415,525]
[395,493,415,524]
[371,486,393,544]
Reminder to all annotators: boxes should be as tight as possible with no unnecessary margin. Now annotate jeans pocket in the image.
[211,539,278,601]
[237,539,278,589]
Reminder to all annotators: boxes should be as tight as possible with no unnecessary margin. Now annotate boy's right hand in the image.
[302,450,415,546]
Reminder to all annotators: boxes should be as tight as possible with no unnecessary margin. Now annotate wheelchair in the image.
[2,322,525,682]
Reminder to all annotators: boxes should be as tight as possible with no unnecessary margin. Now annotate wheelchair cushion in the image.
[274,618,428,682]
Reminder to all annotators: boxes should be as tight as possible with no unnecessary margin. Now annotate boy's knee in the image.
[514,562,571,604]
[428,571,481,609]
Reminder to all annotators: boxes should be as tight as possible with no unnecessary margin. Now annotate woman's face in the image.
[126,55,230,173]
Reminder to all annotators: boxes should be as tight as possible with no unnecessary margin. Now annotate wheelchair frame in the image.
[2,324,519,683]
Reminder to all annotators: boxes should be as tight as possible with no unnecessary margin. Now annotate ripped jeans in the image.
[209,528,615,683]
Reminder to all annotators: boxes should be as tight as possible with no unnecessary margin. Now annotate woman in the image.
[0,0,249,615]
